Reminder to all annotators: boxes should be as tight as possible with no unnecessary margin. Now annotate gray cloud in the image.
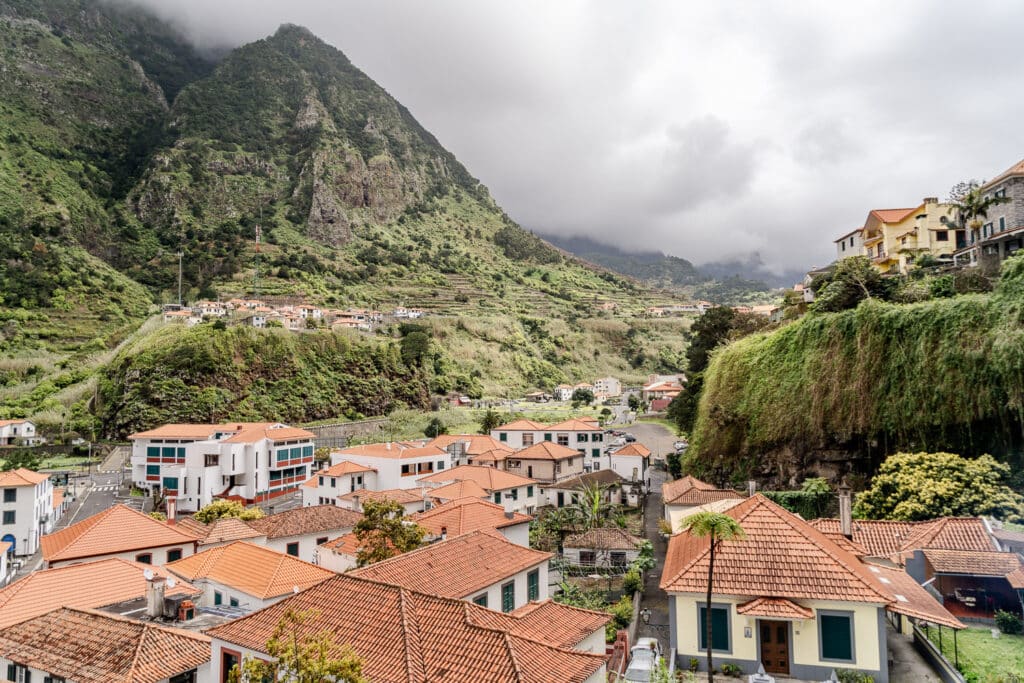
[115,0,1024,275]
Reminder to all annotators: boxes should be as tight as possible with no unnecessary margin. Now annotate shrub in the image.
[720,663,742,677]
[836,670,874,683]
[995,609,1023,635]
[622,568,642,594]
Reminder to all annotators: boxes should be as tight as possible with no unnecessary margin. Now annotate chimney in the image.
[838,481,853,539]
[166,497,177,525]
[146,575,166,619]
[440,526,447,541]
[505,510,515,520]
[923,197,938,205]
[746,480,757,497]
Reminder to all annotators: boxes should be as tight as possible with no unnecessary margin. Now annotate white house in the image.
[129,422,317,512]
[336,487,428,515]
[834,227,866,260]
[412,496,534,547]
[424,433,512,467]
[593,376,622,399]
[244,504,363,563]
[328,442,452,490]
[351,528,552,612]
[0,420,38,447]
[300,460,377,507]
[40,504,198,568]
[205,574,608,683]
[563,527,647,568]
[607,442,651,490]
[661,475,745,529]
[490,419,605,460]
[0,607,211,683]
[166,540,334,612]
[417,464,540,514]
[0,468,53,557]
[553,384,574,401]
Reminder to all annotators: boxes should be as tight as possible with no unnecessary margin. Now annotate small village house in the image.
[244,504,362,563]
[563,527,646,569]
[412,496,533,546]
[328,442,452,490]
[0,468,55,557]
[417,464,540,514]
[954,158,1024,268]
[0,420,38,447]
[336,487,427,515]
[300,460,377,507]
[661,475,745,530]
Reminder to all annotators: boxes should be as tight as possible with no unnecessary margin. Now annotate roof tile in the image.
[246,505,362,539]
[418,464,537,491]
[413,497,531,537]
[41,505,199,563]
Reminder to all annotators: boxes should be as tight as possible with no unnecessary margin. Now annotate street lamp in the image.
[640,608,651,624]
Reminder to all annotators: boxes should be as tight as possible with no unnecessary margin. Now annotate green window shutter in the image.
[820,614,853,661]
[473,594,488,607]
[177,447,186,458]
[494,492,501,504]
[146,465,160,476]
[147,446,160,458]
[502,583,515,612]
[699,607,730,651]
[214,591,222,605]
[527,570,539,601]
[544,433,552,441]
[162,477,178,490]
[527,486,534,497]
[592,449,600,457]
[499,433,507,442]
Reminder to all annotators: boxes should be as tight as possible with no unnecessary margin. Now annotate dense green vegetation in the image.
[688,254,1024,488]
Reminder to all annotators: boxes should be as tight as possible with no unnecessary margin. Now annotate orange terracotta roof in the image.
[0,468,49,487]
[318,532,364,556]
[545,419,602,432]
[351,529,551,599]
[736,597,813,620]
[337,487,426,505]
[661,495,892,604]
[982,158,1024,190]
[564,527,645,551]
[413,497,532,537]
[662,476,743,506]
[418,464,538,491]
[1007,566,1024,590]
[514,441,580,461]
[870,207,917,224]
[864,563,964,629]
[177,517,265,546]
[0,607,210,683]
[246,505,362,539]
[494,419,548,431]
[430,479,490,501]
[0,419,32,427]
[0,558,200,629]
[41,505,199,563]
[332,442,446,459]
[922,549,1024,577]
[319,460,377,476]
[809,518,917,558]
[809,517,996,558]
[462,599,609,649]
[427,434,514,455]
[551,470,626,491]
[613,443,651,457]
[128,422,272,440]
[166,541,334,599]
[223,425,315,443]
[470,448,512,464]
[206,574,605,683]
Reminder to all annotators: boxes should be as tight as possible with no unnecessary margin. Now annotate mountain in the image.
[0,2,693,435]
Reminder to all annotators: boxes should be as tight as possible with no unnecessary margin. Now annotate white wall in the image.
[499,522,531,547]
[315,548,357,573]
[301,471,374,507]
[265,529,355,564]
[331,453,452,490]
[181,577,281,612]
[46,542,195,569]
[462,560,548,611]
[0,478,53,556]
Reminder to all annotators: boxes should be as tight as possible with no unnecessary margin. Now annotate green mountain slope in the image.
[687,254,1024,487]
[0,3,693,435]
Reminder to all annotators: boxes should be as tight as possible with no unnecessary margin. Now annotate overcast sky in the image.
[121,0,1024,273]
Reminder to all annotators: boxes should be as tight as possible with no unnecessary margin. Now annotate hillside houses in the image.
[161,299,425,332]
[0,467,57,557]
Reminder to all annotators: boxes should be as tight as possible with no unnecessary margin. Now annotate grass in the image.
[39,455,90,470]
[928,626,1024,681]
[635,416,682,435]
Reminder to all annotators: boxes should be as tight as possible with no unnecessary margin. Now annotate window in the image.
[318,476,324,486]
[220,649,239,682]
[330,477,336,487]
[135,553,152,564]
[162,477,178,490]
[45,675,67,683]
[214,591,223,605]
[498,432,507,442]
[2,510,14,525]
[819,611,855,662]
[501,582,515,612]
[841,242,846,252]
[936,230,949,242]
[147,446,160,458]
[286,542,299,557]
[592,448,600,458]
[316,537,328,545]
[205,453,218,467]
[579,550,596,565]
[507,460,521,468]
[169,670,197,683]
[526,485,534,498]
[229,597,240,607]
[509,488,518,501]
[522,433,534,446]
[2,488,14,503]
[698,605,731,652]
[473,594,488,607]
[167,548,183,562]
[578,433,588,442]
[527,569,540,601]
[437,461,445,470]
[1000,216,1006,232]
[543,433,552,442]
[593,433,603,442]
[146,465,160,476]
[6,664,28,683]
[494,492,501,504]
[611,551,627,567]
[401,464,412,476]
[557,434,569,446]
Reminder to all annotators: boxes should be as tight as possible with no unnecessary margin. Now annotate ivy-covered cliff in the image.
[687,254,1024,487]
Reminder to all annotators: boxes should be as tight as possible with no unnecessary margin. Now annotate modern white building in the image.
[490,418,604,458]
[129,422,316,512]
[328,442,452,490]
[592,376,622,399]
[0,468,54,557]
[0,420,39,447]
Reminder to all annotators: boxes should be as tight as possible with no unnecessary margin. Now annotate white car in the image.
[623,638,663,682]
[673,440,689,451]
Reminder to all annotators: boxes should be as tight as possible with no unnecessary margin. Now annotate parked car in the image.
[624,433,637,443]
[623,638,663,682]
[673,440,689,451]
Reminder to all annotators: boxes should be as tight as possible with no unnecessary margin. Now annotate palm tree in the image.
[682,512,746,683]
[944,180,1011,245]
[570,482,616,531]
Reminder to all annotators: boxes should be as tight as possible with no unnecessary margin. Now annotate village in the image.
[0,394,1021,683]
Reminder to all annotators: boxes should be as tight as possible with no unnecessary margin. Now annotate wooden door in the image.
[759,620,790,675]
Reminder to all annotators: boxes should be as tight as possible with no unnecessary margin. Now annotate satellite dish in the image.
[293,585,301,594]
[143,568,155,581]
[166,577,177,589]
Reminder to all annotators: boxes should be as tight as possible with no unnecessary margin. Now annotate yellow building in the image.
[859,198,962,274]
[660,494,963,681]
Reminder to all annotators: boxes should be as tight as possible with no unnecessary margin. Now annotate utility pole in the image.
[177,251,183,306]
[254,210,261,300]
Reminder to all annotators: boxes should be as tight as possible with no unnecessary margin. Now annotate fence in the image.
[911,623,966,683]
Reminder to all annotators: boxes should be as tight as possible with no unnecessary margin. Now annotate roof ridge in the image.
[397,588,425,683]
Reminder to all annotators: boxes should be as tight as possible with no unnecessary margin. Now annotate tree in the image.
[424,416,447,438]
[854,452,1024,522]
[399,330,431,367]
[945,180,1011,236]
[193,499,264,524]
[682,512,746,683]
[0,450,41,471]
[478,409,502,434]
[569,482,617,532]
[228,608,365,683]
[352,498,425,566]
[667,373,703,434]
[627,394,641,412]
[686,306,736,374]
[571,388,595,405]
[811,256,894,313]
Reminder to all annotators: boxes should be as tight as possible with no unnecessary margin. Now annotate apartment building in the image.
[0,468,54,557]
